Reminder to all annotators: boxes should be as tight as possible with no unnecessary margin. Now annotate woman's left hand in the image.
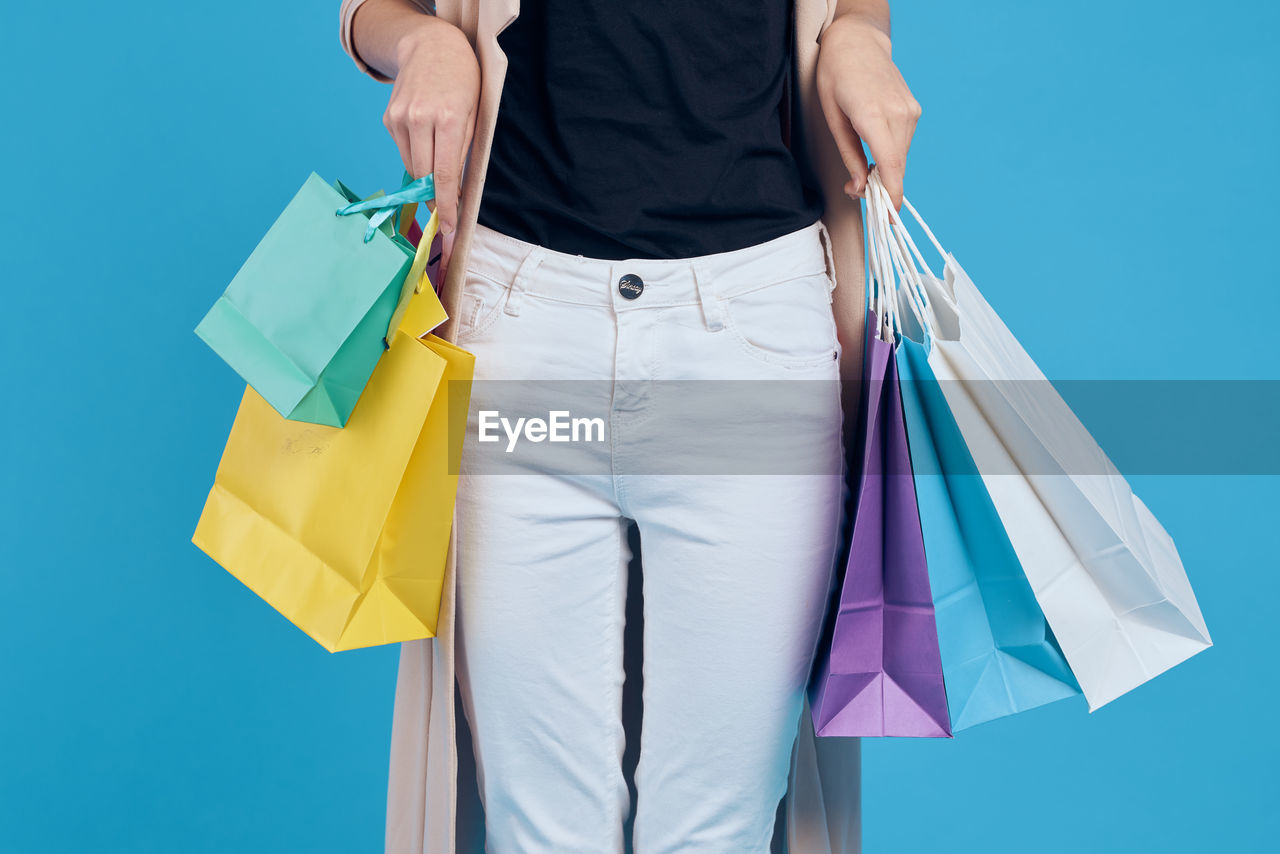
[815,13,921,211]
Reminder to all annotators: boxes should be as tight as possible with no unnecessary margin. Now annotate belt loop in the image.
[504,245,546,317]
[691,258,725,332]
[816,219,837,298]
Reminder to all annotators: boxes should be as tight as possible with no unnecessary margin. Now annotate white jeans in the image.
[453,219,846,854]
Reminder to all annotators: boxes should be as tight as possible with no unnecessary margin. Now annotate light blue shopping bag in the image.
[897,334,1081,730]
[195,171,437,427]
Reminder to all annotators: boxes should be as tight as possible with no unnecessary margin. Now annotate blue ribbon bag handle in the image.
[335,170,437,243]
[335,171,441,347]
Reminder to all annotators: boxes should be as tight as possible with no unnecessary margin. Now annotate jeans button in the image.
[618,273,644,300]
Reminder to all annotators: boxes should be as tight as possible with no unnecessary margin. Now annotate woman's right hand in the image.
[381,16,481,278]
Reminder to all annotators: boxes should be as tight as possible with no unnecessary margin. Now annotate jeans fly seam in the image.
[608,389,630,517]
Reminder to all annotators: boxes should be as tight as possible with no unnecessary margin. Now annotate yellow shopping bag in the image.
[192,209,474,652]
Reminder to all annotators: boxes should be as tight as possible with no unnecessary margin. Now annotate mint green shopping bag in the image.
[195,171,437,427]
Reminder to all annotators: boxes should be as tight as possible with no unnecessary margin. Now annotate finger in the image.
[860,119,907,212]
[383,96,415,180]
[459,108,477,194]
[865,93,923,211]
[439,226,457,288]
[818,86,869,200]
[438,115,474,283]
[889,102,922,208]
[432,107,470,236]
[877,155,906,213]
[402,102,437,228]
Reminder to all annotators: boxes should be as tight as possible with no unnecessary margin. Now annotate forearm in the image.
[831,0,891,42]
[350,0,440,81]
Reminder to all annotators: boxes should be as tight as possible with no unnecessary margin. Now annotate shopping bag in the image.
[808,307,951,737]
[194,171,439,427]
[866,170,1211,710]
[859,186,1081,730]
[897,333,1081,729]
[192,209,475,652]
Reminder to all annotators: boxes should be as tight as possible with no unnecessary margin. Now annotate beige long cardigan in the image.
[338,1,868,851]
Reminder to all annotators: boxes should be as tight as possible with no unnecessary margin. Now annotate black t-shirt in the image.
[475,0,825,260]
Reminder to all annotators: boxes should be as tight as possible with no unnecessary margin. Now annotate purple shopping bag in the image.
[808,311,951,737]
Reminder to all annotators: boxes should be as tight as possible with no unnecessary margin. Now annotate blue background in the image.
[2,1,1275,851]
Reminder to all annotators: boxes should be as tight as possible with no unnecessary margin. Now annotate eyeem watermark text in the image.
[478,410,607,452]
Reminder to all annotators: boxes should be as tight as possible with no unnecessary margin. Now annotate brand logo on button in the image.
[618,273,644,300]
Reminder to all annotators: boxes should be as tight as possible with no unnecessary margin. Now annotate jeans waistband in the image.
[465,219,836,319]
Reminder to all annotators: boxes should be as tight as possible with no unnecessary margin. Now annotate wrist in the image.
[825,12,893,55]
[392,15,442,74]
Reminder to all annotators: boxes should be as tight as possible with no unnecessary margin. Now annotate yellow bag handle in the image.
[384,206,446,347]
[398,202,419,238]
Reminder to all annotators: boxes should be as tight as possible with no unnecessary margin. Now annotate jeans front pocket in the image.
[454,268,514,345]
[721,272,839,369]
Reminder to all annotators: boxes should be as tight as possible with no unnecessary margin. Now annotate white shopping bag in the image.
[864,170,1211,710]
